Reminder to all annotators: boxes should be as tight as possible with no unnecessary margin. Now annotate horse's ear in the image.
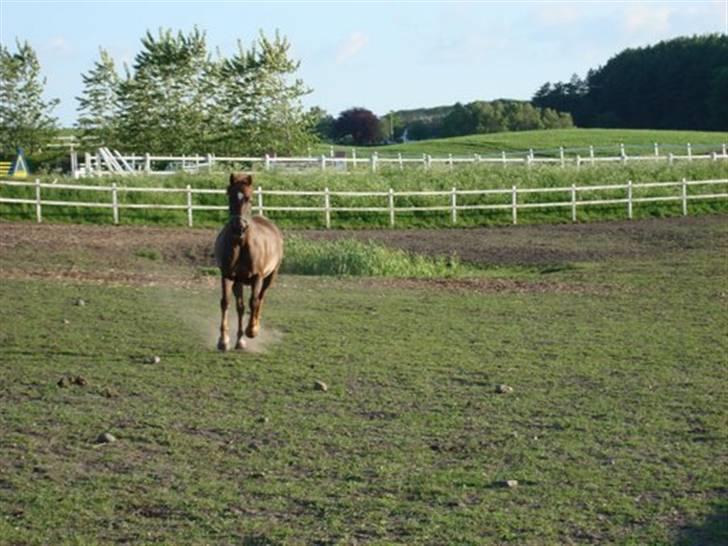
[229,173,236,185]
[242,174,253,186]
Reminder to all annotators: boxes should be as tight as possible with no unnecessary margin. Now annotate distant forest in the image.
[532,34,728,131]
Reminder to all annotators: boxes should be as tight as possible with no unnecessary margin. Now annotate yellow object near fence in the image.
[1,149,29,178]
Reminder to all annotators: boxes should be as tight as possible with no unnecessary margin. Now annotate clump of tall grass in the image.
[281,237,469,277]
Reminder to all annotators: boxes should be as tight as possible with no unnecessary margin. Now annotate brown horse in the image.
[214,173,283,351]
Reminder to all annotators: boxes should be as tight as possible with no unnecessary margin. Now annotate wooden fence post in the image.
[186,184,193,227]
[388,188,395,227]
[324,187,331,229]
[35,179,42,223]
[112,182,119,224]
[451,187,457,224]
[681,178,687,216]
[627,180,633,219]
[511,185,517,225]
[571,183,577,222]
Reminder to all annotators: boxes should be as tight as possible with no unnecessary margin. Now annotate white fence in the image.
[76,142,728,177]
[1,178,726,228]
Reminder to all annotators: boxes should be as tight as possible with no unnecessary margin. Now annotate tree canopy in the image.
[532,34,728,130]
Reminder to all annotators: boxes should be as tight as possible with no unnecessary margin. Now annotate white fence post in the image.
[451,187,457,224]
[723,143,727,157]
[207,153,213,173]
[35,178,42,223]
[352,148,356,170]
[371,152,378,173]
[448,153,453,171]
[112,182,119,224]
[571,183,577,222]
[186,184,193,227]
[681,178,687,216]
[654,142,659,157]
[144,153,151,174]
[589,145,595,165]
[264,154,271,171]
[388,188,395,227]
[426,154,432,170]
[511,185,517,225]
[687,143,692,161]
[669,153,674,165]
[320,155,326,171]
[576,155,582,169]
[324,187,331,229]
[502,151,507,168]
[627,180,633,219]
[329,145,334,158]
[257,186,263,215]
[398,153,403,171]
[559,146,565,168]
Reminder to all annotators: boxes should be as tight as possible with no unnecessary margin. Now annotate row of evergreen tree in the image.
[532,34,728,131]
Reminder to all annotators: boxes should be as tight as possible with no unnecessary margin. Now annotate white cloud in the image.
[623,4,673,34]
[538,4,584,26]
[335,32,368,65]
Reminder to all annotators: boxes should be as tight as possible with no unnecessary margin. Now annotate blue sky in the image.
[1,0,726,126]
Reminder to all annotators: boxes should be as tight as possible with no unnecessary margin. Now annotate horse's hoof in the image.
[235,337,247,350]
[245,325,259,338]
[217,338,229,352]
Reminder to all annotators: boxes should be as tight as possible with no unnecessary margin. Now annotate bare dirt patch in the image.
[0,216,724,291]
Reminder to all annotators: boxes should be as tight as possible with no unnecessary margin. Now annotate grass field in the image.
[2,160,727,229]
[0,217,726,545]
[329,128,728,158]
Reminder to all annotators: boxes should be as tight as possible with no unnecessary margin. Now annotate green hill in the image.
[322,128,728,158]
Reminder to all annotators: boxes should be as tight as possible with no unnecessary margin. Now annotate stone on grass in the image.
[144,355,161,364]
[502,479,519,488]
[314,380,328,392]
[495,384,514,394]
[75,298,86,307]
[95,432,116,444]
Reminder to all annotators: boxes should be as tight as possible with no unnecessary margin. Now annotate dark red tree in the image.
[333,108,383,145]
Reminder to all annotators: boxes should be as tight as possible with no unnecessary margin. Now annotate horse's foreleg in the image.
[217,277,233,351]
[233,280,246,350]
[247,271,276,338]
[245,275,264,338]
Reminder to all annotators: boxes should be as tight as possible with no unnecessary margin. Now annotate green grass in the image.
[324,128,728,158]
[282,237,468,277]
[2,160,727,229]
[0,222,726,544]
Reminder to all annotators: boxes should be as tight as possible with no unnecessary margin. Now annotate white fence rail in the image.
[75,142,728,177]
[1,178,726,228]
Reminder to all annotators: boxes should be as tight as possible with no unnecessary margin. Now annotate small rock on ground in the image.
[95,432,116,444]
[502,479,519,488]
[75,298,86,307]
[314,380,328,392]
[495,384,514,394]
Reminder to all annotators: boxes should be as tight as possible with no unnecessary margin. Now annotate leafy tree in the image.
[116,28,211,153]
[0,40,58,155]
[76,48,120,148]
[333,108,383,145]
[216,32,315,155]
[310,107,335,142]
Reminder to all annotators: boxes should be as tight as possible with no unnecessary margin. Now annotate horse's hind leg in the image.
[217,277,233,351]
[233,280,246,350]
[246,270,276,338]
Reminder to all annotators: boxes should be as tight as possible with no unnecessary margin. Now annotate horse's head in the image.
[228,172,253,237]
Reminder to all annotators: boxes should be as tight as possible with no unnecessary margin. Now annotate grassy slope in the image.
[324,128,728,157]
[0,221,727,544]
